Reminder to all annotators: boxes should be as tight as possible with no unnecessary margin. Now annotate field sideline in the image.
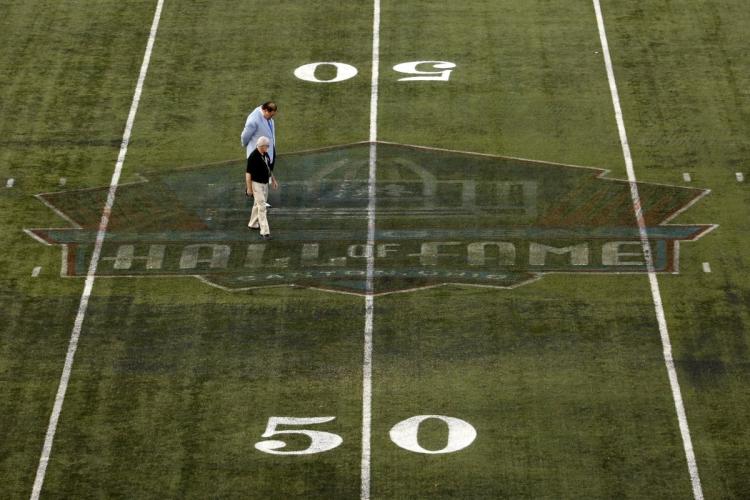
[1,0,749,498]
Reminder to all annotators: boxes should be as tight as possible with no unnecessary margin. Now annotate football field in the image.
[1,0,749,498]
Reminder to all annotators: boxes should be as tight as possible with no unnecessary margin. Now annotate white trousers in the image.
[248,181,270,235]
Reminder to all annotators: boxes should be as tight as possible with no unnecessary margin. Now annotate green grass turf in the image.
[372,281,693,498]
[39,284,366,498]
[0,0,748,498]
[596,1,750,497]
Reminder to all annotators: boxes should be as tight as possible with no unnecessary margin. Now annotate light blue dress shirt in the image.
[240,106,276,161]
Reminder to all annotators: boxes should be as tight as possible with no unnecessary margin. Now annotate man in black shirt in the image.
[245,136,278,239]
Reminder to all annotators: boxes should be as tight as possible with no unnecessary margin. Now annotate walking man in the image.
[246,136,278,240]
[241,101,277,164]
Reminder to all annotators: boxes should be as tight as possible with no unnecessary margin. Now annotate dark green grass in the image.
[371,279,693,498]
[39,283,366,498]
[596,1,750,497]
[0,1,163,495]
[377,0,624,168]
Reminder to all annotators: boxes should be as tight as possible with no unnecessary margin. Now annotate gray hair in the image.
[256,136,271,148]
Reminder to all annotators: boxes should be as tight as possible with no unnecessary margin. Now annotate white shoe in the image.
[264,202,271,208]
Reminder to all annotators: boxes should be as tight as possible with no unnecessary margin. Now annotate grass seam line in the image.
[592,1,704,498]
[29,1,165,498]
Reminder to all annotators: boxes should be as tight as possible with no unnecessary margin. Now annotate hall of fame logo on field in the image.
[26,142,715,295]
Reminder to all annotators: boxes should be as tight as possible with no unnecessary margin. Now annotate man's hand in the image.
[271,176,279,190]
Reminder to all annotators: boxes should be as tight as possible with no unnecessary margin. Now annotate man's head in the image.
[261,101,277,120]
[256,136,271,152]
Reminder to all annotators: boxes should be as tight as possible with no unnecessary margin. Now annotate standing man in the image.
[241,101,277,164]
[246,136,278,240]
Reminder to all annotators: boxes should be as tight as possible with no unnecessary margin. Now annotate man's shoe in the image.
[248,224,259,230]
[260,234,272,240]
[264,202,271,208]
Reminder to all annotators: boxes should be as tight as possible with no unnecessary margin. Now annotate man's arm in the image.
[240,113,258,147]
[266,153,278,190]
[245,172,253,195]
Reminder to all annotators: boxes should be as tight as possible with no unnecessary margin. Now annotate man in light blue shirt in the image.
[241,101,277,164]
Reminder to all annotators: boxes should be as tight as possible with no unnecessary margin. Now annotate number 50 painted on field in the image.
[255,415,476,455]
[294,61,456,83]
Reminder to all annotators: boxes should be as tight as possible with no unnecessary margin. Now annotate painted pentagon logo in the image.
[26,142,714,295]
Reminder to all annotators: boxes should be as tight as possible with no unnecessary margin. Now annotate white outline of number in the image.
[254,416,344,455]
[393,61,456,81]
[389,415,477,454]
[292,61,457,83]
[293,62,358,83]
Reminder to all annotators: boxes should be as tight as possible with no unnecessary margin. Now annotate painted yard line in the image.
[30,1,165,499]
[683,172,692,182]
[592,2,704,499]
[32,266,42,277]
[361,1,380,499]
[368,0,380,145]
[6,178,14,188]
[737,172,745,182]
[702,262,711,273]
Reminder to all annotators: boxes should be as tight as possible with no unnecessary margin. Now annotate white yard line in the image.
[361,1,380,499]
[30,1,165,498]
[592,2,703,499]
[368,0,380,145]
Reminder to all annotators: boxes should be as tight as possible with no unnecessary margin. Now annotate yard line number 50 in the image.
[255,415,477,455]
[294,61,456,83]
